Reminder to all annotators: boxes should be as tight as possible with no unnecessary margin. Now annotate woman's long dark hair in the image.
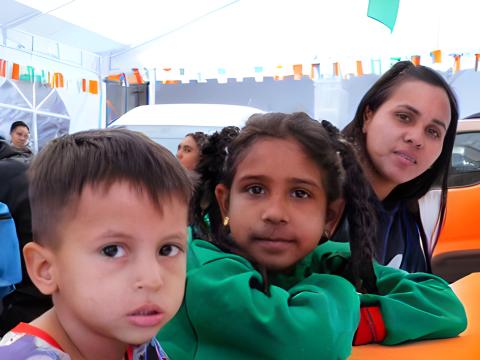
[343,61,459,261]
[191,113,378,293]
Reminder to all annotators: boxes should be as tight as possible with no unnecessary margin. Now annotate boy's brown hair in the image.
[28,128,193,246]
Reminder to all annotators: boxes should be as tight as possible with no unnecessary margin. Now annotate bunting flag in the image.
[356,61,364,76]
[367,0,400,32]
[430,50,442,63]
[411,55,421,66]
[371,59,382,74]
[390,57,401,66]
[217,68,227,83]
[475,54,480,72]
[452,54,462,73]
[89,80,98,94]
[0,59,7,77]
[273,65,284,81]
[52,72,64,88]
[333,62,340,77]
[254,66,263,82]
[310,63,320,80]
[19,66,35,82]
[11,63,20,80]
[82,78,87,92]
[293,64,303,80]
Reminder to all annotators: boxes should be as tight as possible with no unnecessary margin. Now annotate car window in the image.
[448,131,480,187]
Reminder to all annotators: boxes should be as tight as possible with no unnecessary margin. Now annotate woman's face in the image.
[11,125,30,149]
[362,80,451,199]
[176,135,200,171]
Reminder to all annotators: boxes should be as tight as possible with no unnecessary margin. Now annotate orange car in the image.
[432,117,480,282]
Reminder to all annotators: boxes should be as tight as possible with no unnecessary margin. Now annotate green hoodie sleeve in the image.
[360,264,467,345]
[311,241,467,345]
[158,240,360,360]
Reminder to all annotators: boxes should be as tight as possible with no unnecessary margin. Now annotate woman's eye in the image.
[397,113,410,123]
[427,127,440,139]
[247,185,264,195]
[292,189,310,199]
[159,244,181,257]
[101,244,126,258]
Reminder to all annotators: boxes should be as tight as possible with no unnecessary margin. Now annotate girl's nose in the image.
[261,195,289,224]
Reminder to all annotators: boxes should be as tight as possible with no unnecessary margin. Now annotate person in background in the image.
[0,128,193,359]
[337,60,459,273]
[157,112,466,360]
[176,132,208,171]
[0,142,53,337]
[9,121,33,163]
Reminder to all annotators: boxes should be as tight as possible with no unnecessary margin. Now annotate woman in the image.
[9,121,33,163]
[176,132,208,171]
[335,61,458,273]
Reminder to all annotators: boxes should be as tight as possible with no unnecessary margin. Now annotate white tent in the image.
[1,0,480,136]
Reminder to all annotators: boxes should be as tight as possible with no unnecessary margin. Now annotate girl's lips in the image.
[253,237,295,252]
[127,305,164,327]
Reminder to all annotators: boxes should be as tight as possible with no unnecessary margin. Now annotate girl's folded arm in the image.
[359,264,467,345]
[182,249,360,359]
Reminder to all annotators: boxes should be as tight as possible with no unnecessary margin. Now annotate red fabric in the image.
[12,322,64,351]
[353,306,387,345]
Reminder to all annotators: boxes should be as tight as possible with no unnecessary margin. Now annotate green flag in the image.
[367,0,400,32]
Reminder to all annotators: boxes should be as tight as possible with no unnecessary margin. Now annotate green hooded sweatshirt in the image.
[158,240,466,360]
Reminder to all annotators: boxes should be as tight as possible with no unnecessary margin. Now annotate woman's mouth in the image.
[394,151,417,164]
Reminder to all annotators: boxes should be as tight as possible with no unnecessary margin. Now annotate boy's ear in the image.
[214,184,230,219]
[324,198,345,237]
[23,242,58,295]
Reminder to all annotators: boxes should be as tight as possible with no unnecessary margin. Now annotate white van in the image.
[108,104,264,154]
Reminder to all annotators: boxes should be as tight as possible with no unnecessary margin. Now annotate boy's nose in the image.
[134,259,164,291]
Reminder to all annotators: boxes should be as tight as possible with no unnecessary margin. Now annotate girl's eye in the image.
[426,127,440,139]
[292,189,310,199]
[101,244,126,258]
[159,244,181,257]
[247,185,264,195]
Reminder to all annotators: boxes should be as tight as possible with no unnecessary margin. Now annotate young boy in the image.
[0,128,193,360]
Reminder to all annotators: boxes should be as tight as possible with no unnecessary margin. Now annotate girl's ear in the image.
[362,106,373,134]
[324,198,345,236]
[23,242,58,295]
[215,183,230,218]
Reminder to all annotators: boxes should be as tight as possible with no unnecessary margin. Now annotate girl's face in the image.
[216,137,343,272]
[362,80,451,200]
[176,135,200,171]
[11,125,30,148]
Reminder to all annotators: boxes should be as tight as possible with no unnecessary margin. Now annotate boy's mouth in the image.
[127,305,164,327]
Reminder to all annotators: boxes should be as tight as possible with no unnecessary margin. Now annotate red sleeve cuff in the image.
[353,306,387,345]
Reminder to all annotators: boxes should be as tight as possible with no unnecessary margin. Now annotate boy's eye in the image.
[101,244,126,258]
[292,189,310,199]
[159,244,181,257]
[247,185,264,195]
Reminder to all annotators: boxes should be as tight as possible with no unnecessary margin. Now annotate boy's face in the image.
[50,182,187,346]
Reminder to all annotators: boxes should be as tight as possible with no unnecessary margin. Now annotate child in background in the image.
[0,129,193,360]
[157,112,466,360]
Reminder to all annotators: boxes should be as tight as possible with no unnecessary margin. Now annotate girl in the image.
[338,61,458,273]
[158,112,466,360]
[176,132,208,171]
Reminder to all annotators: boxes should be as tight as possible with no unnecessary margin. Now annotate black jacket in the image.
[0,155,52,335]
